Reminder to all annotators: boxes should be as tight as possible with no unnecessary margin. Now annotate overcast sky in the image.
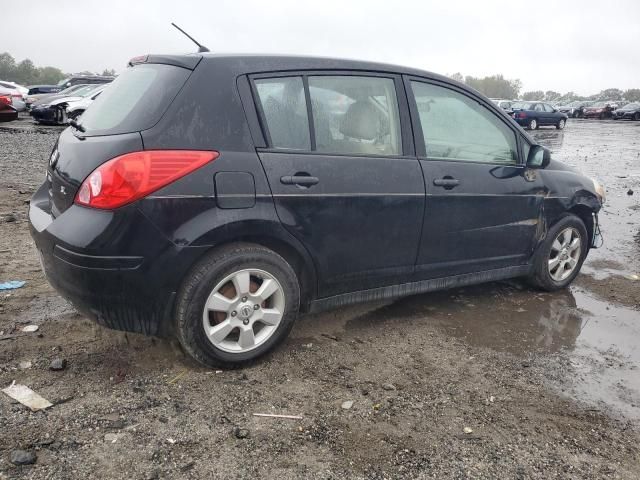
[4,0,639,95]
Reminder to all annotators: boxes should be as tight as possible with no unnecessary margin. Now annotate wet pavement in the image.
[1,117,640,478]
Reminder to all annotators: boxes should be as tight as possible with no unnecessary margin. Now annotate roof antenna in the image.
[171,22,210,53]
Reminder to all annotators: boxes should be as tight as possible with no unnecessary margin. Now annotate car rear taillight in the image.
[516,112,527,119]
[75,150,219,209]
[0,95,12,106]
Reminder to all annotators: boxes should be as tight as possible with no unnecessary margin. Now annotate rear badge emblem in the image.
[60,185,67,195]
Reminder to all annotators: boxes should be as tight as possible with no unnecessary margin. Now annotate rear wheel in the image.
[634,112,640,121]
[556,119,566,130]
[528,215,588,291]
[175,243,300,368]
[528,118,538,130]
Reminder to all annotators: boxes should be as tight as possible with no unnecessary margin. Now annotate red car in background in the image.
[582,101,617,119]
[0,89,19,122]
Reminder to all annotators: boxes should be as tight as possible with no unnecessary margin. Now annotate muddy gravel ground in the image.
[1,115,639,479]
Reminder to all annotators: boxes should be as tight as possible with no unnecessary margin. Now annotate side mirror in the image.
[527,145,551,169]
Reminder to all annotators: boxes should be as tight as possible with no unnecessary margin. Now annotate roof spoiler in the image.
[127,54,202,70]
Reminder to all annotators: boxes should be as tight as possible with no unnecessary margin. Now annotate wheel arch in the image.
[179,220,318,313]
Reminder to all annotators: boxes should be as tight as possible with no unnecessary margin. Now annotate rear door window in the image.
[254,77,310,150]
[78,64,191,137]
[308,76,401,156]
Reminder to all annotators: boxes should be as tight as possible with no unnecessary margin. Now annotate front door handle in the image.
[433,177,460,189]
[280,174,319,187]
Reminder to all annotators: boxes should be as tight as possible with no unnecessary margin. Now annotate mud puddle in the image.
[297,279,640,421]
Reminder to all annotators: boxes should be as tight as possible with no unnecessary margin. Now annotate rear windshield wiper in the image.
[69,119,86,133]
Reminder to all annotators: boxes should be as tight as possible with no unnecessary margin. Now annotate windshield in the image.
[56,78,71,86]
[78,63,190,136]
[511,102,533,110]
[590,102,607,108]
[623,102,640,109]
[58,85,87,95]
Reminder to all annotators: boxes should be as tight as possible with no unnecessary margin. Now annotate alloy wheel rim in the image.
[559,120,565,129]
[548,227,582,282]
[530,119,537,129]
[202,269,285,353]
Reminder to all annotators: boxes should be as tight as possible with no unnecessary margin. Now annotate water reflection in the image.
[299,280,640,419]
[529,128,566,152]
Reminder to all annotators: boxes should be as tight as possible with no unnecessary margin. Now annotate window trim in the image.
[404,75,524,167]
[248,70,414,158]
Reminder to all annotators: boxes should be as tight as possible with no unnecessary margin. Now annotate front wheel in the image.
[634,112,640,121]
[528,215,588,291]
[528,118,538,130]
[175,243,300,368]
[556,119,566,130]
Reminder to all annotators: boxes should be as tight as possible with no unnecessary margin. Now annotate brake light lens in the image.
[516,112,527,119]
[0,95,12,106]
[75,150,219,209]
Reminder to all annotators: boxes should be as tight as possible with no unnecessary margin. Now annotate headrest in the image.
[339,101,380,140]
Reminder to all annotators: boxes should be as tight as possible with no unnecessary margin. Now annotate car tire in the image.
[634,112,640,121]
[556,119,566,130]
[175,243,300,369]
[528,118,538,130]
[527,214,588,292]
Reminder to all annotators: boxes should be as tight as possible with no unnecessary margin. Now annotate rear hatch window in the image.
[77,63,191,136]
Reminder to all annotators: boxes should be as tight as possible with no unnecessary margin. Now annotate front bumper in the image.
[28,182,207,336]
[30,106,58,123]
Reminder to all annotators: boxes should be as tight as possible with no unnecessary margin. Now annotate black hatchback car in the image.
[29,54,605,367]
[613,102,640,121]
[511,101,569,130]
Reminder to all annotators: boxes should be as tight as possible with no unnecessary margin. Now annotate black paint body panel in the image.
[28,54,603,336]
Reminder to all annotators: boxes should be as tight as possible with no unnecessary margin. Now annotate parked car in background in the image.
[582,101,617,119]
[25,84,91,109]
[0,80,28,97]
[558,100,594,118]
[511,101,568,130]
[0,81,27,111]
[0,88,18,122]
[613,102,640,121]
[65,85,109,120]
[29,53,604,367]
[30,84,106,124]
[490,98,513,113]
[25,85,65,108]
[30,84,100,109]
[56,75,114,89]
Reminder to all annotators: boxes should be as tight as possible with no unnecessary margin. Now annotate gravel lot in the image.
[1,115,639,479]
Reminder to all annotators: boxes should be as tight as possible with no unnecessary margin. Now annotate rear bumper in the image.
[29,182,207,336]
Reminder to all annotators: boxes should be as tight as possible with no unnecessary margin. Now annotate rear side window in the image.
[308,76,401,156]
[411,81,517,165]
[254,77,310,150]
[78,64,190,137]
[254,74,402,156]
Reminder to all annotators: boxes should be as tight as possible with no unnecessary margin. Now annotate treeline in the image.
[520,88,640,102]
[449,73,522,100]
[0,52,116,86]
[449,72,640,102]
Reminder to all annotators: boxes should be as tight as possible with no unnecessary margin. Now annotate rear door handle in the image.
[280,175,319,187]
[433,177,460,189]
